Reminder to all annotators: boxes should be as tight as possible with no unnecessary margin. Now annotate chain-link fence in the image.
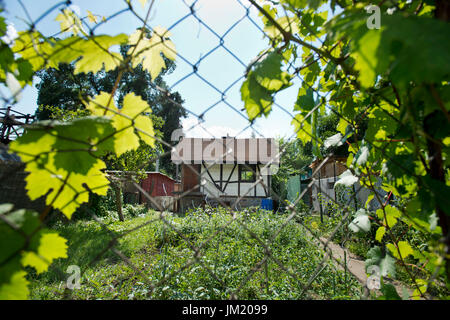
[0,0,447,301]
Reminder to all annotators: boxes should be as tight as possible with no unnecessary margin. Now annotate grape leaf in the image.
[253,51,292,91]
[375,226,386,242]
[365,246,396,278]
[331,12,450,88]
[0,268,29,300]
[377,205,401,229]
[128,27,176,80]
[86,92,155,156]
[291,113,312,143]
[21,232,68,274]
[55,8,85,36]
[295,87,315,111]
[9,118,115,218]
[387,241,414,260]
[87,10,98,23]
[378,281,401,300]
[70,35,127,74]
[241,72,273,121]
[12,31,55,71]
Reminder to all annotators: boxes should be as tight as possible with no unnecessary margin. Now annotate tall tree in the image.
[35,44,187,176]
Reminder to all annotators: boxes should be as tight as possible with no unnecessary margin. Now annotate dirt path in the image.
[314,237,413,298]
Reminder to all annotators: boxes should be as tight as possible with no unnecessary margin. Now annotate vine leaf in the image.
[253,51,292,91]
[365,246,396,278]
[241,72,273,121]
[128,27,176,80]
[0,209,67,299]
[378,280,401,300]
[86,92,155,156]
[9,118,116,218]
[377,205,401,229]
[0,269,29,300]
[290,113,311,144]
[375,226,386,242]
[55,8,85,36]
[87,10,98,23]
[12,31,55,71]
[62,35,128,74]
[387,241,414,260]
[21,232,68,274]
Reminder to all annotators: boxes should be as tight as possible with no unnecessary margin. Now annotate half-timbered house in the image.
[171,137,279,211]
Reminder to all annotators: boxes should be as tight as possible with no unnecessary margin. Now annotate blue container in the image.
[261,198,273,211]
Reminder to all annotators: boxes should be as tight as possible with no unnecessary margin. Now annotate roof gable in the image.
[171,138,280,165]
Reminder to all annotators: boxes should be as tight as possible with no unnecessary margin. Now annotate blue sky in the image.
[3,0,303,140]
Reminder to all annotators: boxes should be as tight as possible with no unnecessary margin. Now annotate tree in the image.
[35,43,186,176]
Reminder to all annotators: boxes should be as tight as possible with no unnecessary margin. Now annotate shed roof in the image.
[171,137,280,165]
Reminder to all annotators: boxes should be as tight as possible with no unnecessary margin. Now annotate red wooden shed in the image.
[140,172,175,198]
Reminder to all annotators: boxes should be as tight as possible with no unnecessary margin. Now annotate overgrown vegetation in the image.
[0,0,449,300]
[30,206,361,300]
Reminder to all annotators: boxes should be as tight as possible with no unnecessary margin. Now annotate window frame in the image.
[238,164,257,183]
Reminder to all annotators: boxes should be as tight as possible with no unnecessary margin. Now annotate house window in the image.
[239,164,256,182]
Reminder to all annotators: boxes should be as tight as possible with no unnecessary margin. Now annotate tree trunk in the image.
[113,182,124,222]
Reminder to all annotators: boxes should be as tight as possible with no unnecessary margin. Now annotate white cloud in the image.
[181,117,256,138]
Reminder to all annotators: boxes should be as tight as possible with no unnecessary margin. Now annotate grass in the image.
[29,206,363,300]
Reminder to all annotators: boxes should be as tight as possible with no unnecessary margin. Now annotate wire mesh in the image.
[0,0,438,300]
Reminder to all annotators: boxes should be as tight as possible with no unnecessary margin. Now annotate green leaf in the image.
[351,28,385,88]
[122,92,155,148]
[294,87,315,111]
[387,241,414,260]
[378,281,401,300]
[412,279,427,300]
[241,72,273,121]
[375,226,386,242]
[128,27,176,80]
[71,35,127,74]
[86,92,155,156]
[9,117,115,218]
[0,269,29,300]
[331,12,450,88]
[21,232,68,274]
[264,16,300,41]
[291,113,312,143]
[12,31,55,71]
[376,205,401,229]
[55,8,85,36]
[253,51,292,91]
[365,246,396,278]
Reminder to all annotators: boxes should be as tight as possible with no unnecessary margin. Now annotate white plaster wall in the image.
[200,164,269,198]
